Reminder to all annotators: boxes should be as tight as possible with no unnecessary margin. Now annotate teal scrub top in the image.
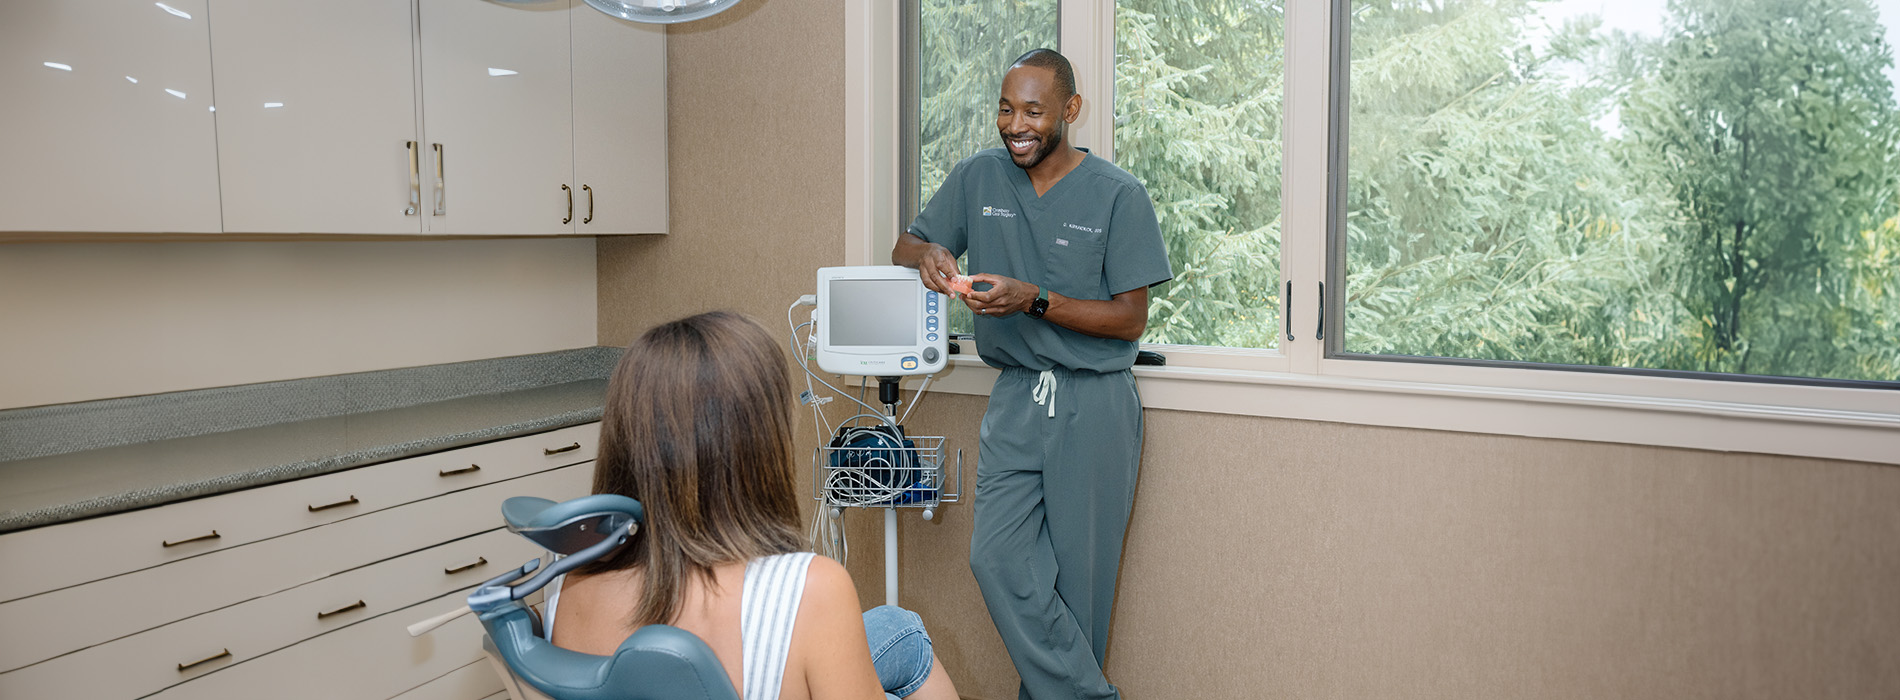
[908,148,1173,373]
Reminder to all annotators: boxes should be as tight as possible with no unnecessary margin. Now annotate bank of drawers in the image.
[0,422,599,605]
[0,423,599,699]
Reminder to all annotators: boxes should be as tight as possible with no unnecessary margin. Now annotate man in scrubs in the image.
[891,48,1171,700]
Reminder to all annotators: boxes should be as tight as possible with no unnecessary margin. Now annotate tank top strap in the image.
[740,551,817,700]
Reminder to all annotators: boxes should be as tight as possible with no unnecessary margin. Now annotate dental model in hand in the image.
[944,274,976,297]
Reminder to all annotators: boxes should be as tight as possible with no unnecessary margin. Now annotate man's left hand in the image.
[963,274,1037,316]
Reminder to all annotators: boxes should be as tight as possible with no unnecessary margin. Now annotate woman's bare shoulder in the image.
[788,555,884,700]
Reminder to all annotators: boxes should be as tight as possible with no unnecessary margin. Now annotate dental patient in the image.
[543,311,960,700]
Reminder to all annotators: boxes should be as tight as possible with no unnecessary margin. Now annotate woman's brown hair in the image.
[581,311,805,626]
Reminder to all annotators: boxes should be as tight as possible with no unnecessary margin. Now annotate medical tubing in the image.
[899,375,933,424]
[791,320,832,435]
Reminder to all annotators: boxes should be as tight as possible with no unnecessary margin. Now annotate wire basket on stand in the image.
[812,434,961,520]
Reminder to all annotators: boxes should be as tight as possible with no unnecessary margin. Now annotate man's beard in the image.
[1005,125,1064,170]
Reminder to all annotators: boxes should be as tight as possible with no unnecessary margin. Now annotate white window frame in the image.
[844,0,1900,466]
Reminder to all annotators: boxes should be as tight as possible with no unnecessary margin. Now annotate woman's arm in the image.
[791,556,889,700]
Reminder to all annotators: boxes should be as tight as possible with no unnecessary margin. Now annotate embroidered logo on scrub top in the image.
[981,206,1017,218]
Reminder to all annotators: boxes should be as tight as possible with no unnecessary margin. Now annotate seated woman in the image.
[543,311,959,700]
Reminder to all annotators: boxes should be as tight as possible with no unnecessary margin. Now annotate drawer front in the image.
[0,422,599,604]
[146,588,493,700]
[388,659,506,700]
[0,462,593,673]
[0,525,562,700]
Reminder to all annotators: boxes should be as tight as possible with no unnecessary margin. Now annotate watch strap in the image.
[1028,286,1050,319]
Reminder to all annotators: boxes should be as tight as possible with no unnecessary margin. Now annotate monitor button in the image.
[922,347,940,363]
[901,356,919,370]
[926,333,939,342]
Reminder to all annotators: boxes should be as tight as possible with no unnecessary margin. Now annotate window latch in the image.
[1316,281,1325,341]
[1284,281,1295,342]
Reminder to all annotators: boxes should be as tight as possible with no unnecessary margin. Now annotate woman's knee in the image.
[862,605,933,697]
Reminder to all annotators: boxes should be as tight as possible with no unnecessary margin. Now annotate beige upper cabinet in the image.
[0,0,223,234]
[1,0,666,238]
[573,9,668,235]
[419,0,576,236]
[209,0,424,235]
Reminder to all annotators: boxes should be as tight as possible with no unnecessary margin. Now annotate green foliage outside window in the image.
[1118,0,1286,348]
[1348,0,1900,381]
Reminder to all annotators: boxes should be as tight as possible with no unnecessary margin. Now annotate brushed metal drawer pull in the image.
[582,184,594,224]
[317,600,366,619]
[562,184,573,224]
[405,141,420,215]
[445,557,488,575]
[162,531,221,548]
[439,464,482,477]
[307,495,360,512]
[433,143,446,216]
[545,442,581,455]
[177,648,231,672]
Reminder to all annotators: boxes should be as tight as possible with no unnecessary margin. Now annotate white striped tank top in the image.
[739,551,817,700]
[542,551,817,700]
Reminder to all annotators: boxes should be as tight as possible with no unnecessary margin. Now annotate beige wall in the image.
[0,239,597,409]
[613,1,1900,697]
[900,396,1900,699]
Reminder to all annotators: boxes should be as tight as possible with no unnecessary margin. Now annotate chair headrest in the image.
[502,494,645,555]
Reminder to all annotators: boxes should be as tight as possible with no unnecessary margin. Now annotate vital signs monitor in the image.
[815,266,948,376]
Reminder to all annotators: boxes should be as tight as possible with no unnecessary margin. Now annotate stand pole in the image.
[876,375,902,607]
[884,506,898,607]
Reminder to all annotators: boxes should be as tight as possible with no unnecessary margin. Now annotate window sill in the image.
[927,355,1900,466]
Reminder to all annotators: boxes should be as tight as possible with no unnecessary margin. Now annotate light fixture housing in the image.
[579,0,743,24]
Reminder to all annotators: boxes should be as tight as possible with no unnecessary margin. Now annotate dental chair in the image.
[411,494,740,700]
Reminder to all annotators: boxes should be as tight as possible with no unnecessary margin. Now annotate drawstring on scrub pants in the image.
[1032,370,1058,419]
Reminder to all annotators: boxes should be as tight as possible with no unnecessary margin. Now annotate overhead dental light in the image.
[579,0,744,24]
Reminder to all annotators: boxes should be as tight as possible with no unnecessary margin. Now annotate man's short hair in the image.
[1011,48,1076,100]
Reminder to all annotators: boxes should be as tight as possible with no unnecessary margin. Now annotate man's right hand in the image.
[893,232,961,296]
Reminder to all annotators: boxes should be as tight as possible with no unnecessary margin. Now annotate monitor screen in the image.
[828,279,918,346]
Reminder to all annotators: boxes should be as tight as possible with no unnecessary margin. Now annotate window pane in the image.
[919,0,1060,335]
[1344,0,1900,383]
[1117,0,1284,349]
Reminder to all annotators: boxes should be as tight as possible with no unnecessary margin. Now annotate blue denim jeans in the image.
[863,605,933,698]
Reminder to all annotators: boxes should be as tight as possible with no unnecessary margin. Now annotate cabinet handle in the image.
[545,442,581,455]
[562,184,573,224]
[162,530,220,548]
[405,141,420,216]
[177,649,231,672]
[433,143,446,216]
[439,464,482,477]
[317,600,367,619]
[445,557,488,575]
[582,184,594,224]
[307,495,359,512]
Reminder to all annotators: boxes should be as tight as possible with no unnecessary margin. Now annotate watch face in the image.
[1030,297,1049,318]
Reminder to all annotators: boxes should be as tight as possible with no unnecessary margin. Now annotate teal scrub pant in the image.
[970,367,1142,700]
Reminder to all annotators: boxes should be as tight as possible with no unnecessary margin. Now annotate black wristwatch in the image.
[1026,286,1050,319]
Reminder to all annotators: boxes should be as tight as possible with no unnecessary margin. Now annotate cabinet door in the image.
[419,0,575,235]
[573,9,668,235]
[0,0,222,233]
[208,0,424,234]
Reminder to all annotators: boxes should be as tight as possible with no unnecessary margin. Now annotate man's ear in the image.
[1065,92,1083,124]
